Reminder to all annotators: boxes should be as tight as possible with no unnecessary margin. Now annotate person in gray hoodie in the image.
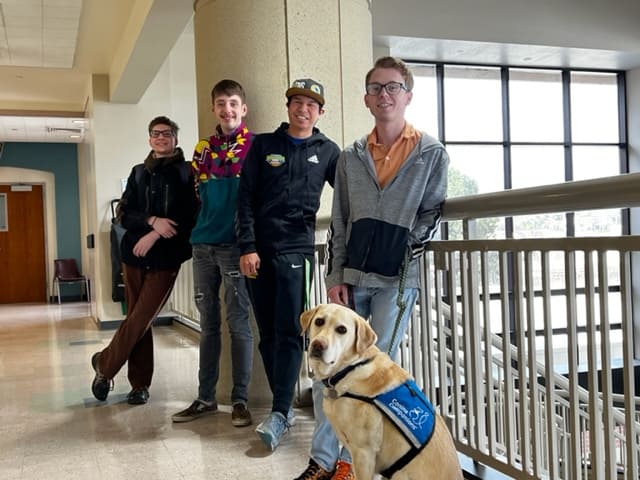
[295,57,449,480]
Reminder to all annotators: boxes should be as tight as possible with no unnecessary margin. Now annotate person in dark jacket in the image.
[236,78,340,451]
[90,115,198,405]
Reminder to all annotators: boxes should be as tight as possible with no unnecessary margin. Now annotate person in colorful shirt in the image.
[295,57,449,480]
[236,78,340,451]
[172,79,254,427]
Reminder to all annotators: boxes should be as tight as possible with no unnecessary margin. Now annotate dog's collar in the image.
[322,358,372,389]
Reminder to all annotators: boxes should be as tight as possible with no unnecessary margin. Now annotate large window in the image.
[509,69,564,142]
[406,63,627,239]
[407,62,628,365]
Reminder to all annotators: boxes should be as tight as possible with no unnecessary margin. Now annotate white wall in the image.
[88,27,197,324]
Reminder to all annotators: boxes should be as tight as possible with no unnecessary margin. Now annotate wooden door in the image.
[0,185,47,303]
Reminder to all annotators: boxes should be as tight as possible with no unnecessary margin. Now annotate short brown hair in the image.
[211,79,246,103]
[148,116,179,137]
[365,56,414,92]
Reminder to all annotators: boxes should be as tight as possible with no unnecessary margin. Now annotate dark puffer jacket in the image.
[117,147,198,270]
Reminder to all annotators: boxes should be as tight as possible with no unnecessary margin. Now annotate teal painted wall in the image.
[0,142,82,270]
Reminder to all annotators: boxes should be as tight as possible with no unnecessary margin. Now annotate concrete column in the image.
[192,0,373,407]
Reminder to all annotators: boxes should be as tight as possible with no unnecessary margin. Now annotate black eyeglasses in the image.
[149,129,174,138]
[365,82,408,96]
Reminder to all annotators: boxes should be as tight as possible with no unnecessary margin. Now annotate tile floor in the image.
[0,302,317,480]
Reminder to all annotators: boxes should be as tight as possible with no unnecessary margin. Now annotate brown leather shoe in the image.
[231,403,252,427]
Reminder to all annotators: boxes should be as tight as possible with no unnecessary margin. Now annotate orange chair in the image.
[53,258,90,304]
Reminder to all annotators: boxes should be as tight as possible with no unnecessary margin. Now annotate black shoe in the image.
[127,387,149,405]
[91,352,113,401]
[172,399,218,423]
[231,402,253,427]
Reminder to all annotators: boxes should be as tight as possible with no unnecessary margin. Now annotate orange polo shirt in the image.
[367,122,421,188]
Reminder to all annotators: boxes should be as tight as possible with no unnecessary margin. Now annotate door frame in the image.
[0,167,57,298]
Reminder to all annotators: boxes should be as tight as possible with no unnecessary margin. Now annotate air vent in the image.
[46,127,83,134]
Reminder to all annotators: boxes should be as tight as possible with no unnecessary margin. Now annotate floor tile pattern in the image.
[0,303,316,480]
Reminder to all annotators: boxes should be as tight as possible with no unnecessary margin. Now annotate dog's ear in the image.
[355,314,378,353]
[299,306,319,334]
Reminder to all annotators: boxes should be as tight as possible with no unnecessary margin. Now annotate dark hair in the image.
[148,116,179,137]
[365,56,414,92]
[285,97,323,109]
[211,79,246,103]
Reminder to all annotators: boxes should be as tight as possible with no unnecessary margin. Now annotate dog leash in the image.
[387,247,412,355]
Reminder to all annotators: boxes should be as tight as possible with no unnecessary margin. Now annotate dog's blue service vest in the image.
[372,379,436,449]
[324,361,436,479]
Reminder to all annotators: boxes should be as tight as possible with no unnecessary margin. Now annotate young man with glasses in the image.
[295,57,449,480]
[91,116,198,405]
[236,78,340,452]
[172,79,255,427]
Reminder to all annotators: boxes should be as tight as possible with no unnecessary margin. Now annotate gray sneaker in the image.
[287,407,297,426]
[172,399,218,423]
[231,403,252,427]
[255,411,289,451]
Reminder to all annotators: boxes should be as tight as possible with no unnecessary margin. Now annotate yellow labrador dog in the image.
[301,303,463,480]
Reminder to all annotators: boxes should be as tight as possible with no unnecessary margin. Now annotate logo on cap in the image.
[286,78,325,105]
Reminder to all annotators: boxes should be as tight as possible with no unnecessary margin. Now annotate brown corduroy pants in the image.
[98,263,180,389]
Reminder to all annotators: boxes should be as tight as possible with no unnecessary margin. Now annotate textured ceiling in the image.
[0,0,121,143]
[0,0,194,144]
[1,0,639,144]
[0,0,81,68]
[0,0,85,142]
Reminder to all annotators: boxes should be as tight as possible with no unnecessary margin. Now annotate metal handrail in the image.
[442,172,640,221]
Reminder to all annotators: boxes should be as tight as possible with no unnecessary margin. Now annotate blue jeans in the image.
[193,244,253,405]
[310,286,418,471]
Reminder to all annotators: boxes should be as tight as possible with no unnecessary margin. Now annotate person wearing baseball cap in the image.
[236,78,340,452]
[285,78,325,106]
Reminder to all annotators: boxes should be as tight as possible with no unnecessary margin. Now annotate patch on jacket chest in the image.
[266,154,285,167]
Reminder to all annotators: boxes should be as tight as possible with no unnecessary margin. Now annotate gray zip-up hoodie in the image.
[326,130,449,289]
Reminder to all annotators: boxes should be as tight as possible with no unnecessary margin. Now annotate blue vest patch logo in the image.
[373,379,436,449]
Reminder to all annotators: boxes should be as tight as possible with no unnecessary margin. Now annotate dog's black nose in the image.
[310,342,324,358]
